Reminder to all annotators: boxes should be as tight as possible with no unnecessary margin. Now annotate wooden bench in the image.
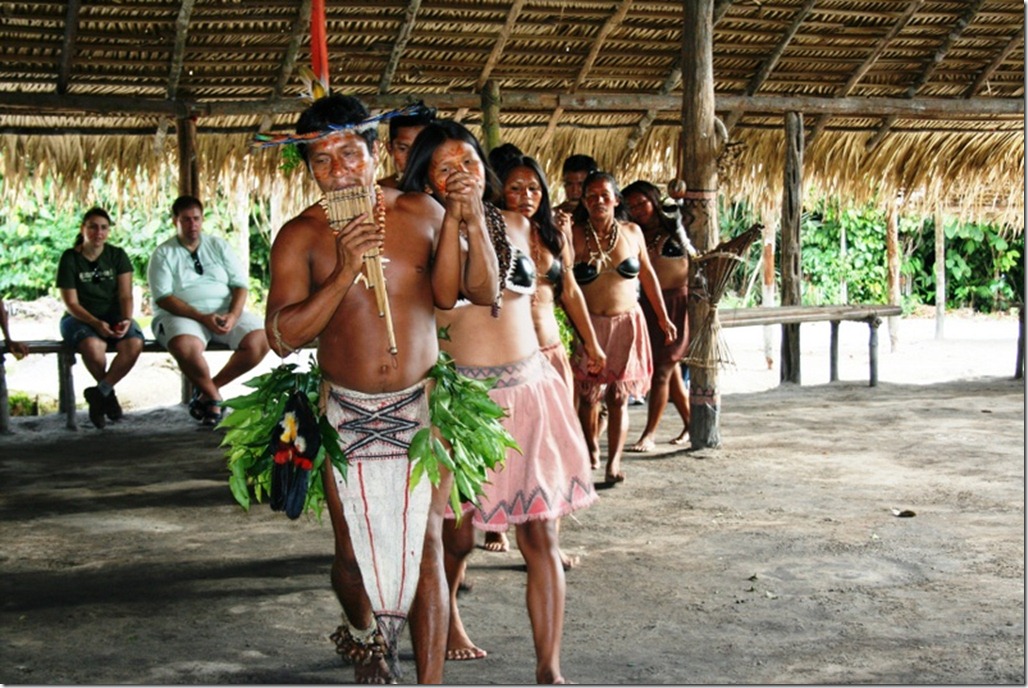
[0,338,234,432]
[716,304,903,387]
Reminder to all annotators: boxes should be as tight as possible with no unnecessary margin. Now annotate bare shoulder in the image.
[621,219,645,241]
[620,220,649,254]
[273,204,324,249]
[390,188,442,220]
[501,208,531,241]
[388,189,442,244]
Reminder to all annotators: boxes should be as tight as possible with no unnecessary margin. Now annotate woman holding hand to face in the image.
[402,123,596,684]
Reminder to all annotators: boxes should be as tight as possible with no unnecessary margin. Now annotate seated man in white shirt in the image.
[147,195,269,425]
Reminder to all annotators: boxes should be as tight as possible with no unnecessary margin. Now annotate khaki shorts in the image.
[152,310,264,350]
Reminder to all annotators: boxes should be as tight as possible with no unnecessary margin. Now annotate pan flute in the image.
[322,186,397,355]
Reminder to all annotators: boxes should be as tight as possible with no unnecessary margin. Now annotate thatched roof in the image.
[0,0,1023,227]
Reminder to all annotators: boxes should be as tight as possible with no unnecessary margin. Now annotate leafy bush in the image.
[712,195,1022,313]
[907,218,1023,312]
[0,176,273,308]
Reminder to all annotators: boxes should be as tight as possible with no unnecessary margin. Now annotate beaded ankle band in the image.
[329,622,387,666]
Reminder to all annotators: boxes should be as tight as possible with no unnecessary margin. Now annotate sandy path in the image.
[1,302,1023,684]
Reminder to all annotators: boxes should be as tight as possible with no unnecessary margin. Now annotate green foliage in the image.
[555,306,575,355]
[717,199,764,306]
[800,200,888,305]
[7,390,59,416]
[412,351,520,517]
[219,358,345,520]
[909,218,1023,312]
[0,174,274,306]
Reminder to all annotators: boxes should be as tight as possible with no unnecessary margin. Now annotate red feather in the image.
[310,0,329,89]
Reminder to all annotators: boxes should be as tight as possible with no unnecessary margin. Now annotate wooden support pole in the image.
[58,350,77,430]
[829,321,840,382]
[780,111,803,384]
[761,219,776,370]
[868,316,882,387]
[177,116,198,198]
[0,361,9,434]
[935,204,946,339]
[681,0,722,449]
[886,201,901,351]
[1017,305,1025,380]
[481,80,501,154]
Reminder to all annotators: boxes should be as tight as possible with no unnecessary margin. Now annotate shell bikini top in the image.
[505,243,537,295]
[660,235,687,258]
[572,256,640,285]
[540,255,563,285]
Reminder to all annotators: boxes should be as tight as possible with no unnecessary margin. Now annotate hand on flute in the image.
[330,211,383,288]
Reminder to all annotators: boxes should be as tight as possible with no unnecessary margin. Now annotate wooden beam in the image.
[866,0,985,152]
[723,0,816,136]
[271,0,312,101]
[0,91,1021,121]
[167,0,196,100]
[624,0,732,155]
[964,25,1024,98]
[477,0,525,91]
[539,0,632,149]
[378,0,422,94]
[625,57,680,152]
[808,0,923,146]
[56,0,82,96]
[455,0,526,123]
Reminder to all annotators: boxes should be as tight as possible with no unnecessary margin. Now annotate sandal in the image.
[202,403,225,427]
[188,391,211,421]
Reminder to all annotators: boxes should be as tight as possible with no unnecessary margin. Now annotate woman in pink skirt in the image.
[485,145,606,565]
[569,172,676,485]
[402,122,597,684]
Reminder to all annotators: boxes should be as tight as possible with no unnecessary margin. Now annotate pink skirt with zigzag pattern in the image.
[450,350,598,531]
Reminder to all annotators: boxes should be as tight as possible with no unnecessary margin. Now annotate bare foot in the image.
[354,657,395,684]
[670,430,690,446]
[627,437,655,453]
[560,550,580,570]
[483,530,509,552]
[446,645,488,661]
[604,471,625,486]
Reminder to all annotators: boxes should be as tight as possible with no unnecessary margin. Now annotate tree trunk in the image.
[935,204,946,339]
[886,202,901,350]
[176,117,198,198]
[681,0,722,449]
[481,80,501,154]
[761,218,776,370]
[780,111,803,384]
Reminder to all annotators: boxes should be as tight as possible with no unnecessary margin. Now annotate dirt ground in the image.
[0,305,1024,684]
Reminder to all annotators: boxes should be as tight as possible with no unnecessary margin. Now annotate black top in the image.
[572,256,640,285]
[506,245,537,294]
[541,256,563,285]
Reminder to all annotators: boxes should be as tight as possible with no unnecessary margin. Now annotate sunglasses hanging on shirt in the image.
[191,251,204,275]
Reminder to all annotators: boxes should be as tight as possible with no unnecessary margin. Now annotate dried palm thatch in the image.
[0,0,1021,231]
[684,223,764,371]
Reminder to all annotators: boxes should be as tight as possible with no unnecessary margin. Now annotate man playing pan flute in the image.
[264,94,499,684]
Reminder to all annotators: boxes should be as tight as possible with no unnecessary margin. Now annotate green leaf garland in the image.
[411,351,520,516]
[219,351,518,522]
[218,356,345,520]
